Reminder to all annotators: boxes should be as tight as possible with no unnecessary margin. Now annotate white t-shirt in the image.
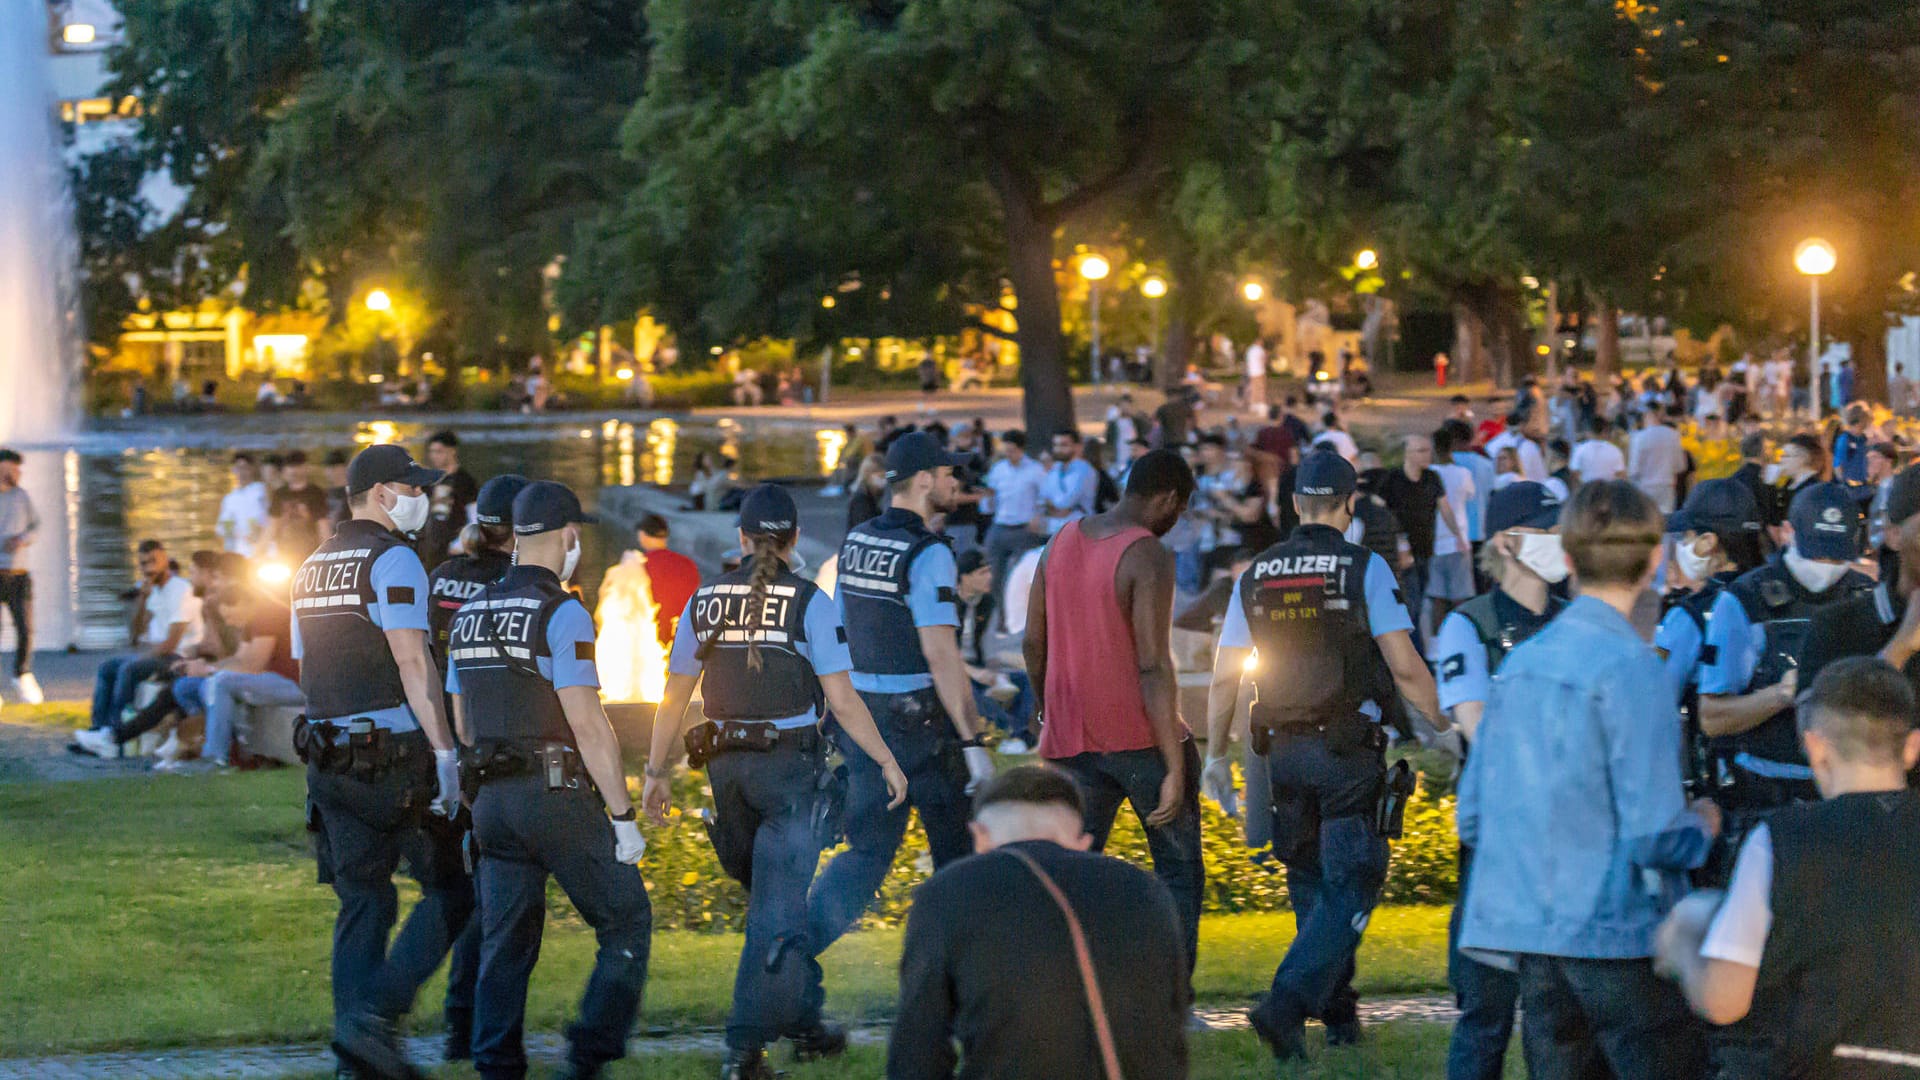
[1701,823,1774,969]
[1245,342,1268,379]
[1431,462,1474,557]
[1569,438,1626,483]
[1484,430,1548,483]
[216,482,270,556]
[140,574,202,651]
[1312,429,1360,464]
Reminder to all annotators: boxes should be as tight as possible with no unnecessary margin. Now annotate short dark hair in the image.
[232,452,255,466]
[216,552,251,580]
[262,453,284,468]
[637,513,670,539]
[1786,432,1825,460]
[1432,426,1456,455]
[1588,416,1611,437]
[1450,394,1470,405]
[1740,432,1769,460]
[1799,657,1918,765]
[999,429,1027,449]
[1124,449,1196,502]
[1441,418,1474,447]
[428,430,460,449]
[136,539,165,556]
[284,450,307,466]
[0,449,19,465]
[971,765,1086,821]
[1505,411,1528,427]
[1052,429,1082,445]
[324,449,349,467]
[1198,433,1228,450]
[189,550,221,572]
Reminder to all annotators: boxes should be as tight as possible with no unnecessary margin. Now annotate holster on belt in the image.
[1250,705,1383,757]
[294,716,401,779]
[684,722,719,768]
[811,760,850,848]
[1373,758,1417,839]
[687,721,821,767]
[461,742,533,796]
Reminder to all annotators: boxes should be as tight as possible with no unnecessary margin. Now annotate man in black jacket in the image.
[888,766,1189,1080]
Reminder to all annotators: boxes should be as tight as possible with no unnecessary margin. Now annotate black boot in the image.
[789,1021,848,1062]
[719,1046,776,1080]
[442,1008,473,1062]
[1248,994,1308,1064]
[331,1011,420,1080]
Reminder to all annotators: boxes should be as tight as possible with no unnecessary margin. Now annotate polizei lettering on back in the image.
[1252,553,1340,578]
[294,559,362,596]
[841,543,904,580]
[432,577,488,602]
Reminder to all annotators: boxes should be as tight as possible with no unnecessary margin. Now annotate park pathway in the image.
[0,997,1458,1079]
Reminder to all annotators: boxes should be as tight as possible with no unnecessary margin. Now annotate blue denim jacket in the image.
[1457,596,1712,960]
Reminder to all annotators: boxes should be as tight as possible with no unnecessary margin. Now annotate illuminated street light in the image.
[62,23,96,45]
[1080,255,1110,384]
[364,288,393,313]
[1078,254,1111,282]
[820,295,836,309]
[1355,249,1378,271]
[1140,276,1167,299]
[1796,238,1836,419]
[1241,280,1265,303]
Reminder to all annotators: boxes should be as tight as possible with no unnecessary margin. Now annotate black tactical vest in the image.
[446,565,576,745]
[838,508,948,676]
[688,562,823,722]
[427,549,512,673]
[1723,556,1873,766]
[291,518,414,721]
[1740,791,1920,1080]
[1454,589,1565,673]
[1239,524,1390,726]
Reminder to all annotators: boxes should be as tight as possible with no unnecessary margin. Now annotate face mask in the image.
[561,534,582,583]
[386,488,430,534]
[1512,532,1569,584]
[1784,545,1849,593]
[1674,537,1716,583]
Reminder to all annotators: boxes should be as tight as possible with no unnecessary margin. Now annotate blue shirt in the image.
[667,588,851,728]
[1652,604,1707,702]
[1457,596,1713,960]
[443,597,601,697]
[1041,458,1099,534]
[1218,551,1413,719]
[849,542,960,694]
[1454,449,1497,542]
[1434,611,1493,713]
[292,545,430,729]
[1696,590,1761,696]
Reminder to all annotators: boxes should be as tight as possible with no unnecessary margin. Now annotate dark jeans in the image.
[1049,741,1205,978]
[971,672,1034,742]
[1257,729,1388,1027]
[307,742,474,1041]
[1399,560,1430,655]
[1516,954,1707,1080]
[984,525,1043,628]
[90,653,172,730]
[708,740,829,1050]
[0,572,29,676]
[1447,845,1518,1080]
[471,775,652,1080]
[809,687,972,953]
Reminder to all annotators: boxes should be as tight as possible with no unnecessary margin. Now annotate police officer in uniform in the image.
[446,481,651,1080]
[289,444,470,1080]
[1654,479,1769,702]
[422,472,525,1062]
[1696,482,1873,883]
[1430,482,1565,1080]
[1202,450,1448,1063]
[809,432,996,951]
[642,484,909,1080]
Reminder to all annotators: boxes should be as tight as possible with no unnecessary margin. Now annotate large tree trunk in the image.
[1839,310,1889,405]
[1159,248,1202,392]
[996,180,1075,439]
[1594,300,1620,382]
[1453,304,1485,385]
[1456,282,1529,389]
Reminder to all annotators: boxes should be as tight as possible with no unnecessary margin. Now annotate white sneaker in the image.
[154,731,183,762]
[12,673,41,704]
[71,727,121,759]
[998,737,1033,755]
[986,676,1018,704]
[136,731,162,757]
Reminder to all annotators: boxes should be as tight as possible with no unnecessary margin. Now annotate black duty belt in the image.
[685,721,822,768]
[293,716,423,781]
[462,740,594,795]
[1249,706,1385,757]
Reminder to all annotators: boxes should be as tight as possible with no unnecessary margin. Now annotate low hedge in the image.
[633,754,1459,933]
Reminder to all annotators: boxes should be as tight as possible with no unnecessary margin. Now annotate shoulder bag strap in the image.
[999,846,1124,1080]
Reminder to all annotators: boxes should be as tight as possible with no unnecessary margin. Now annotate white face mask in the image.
[1674,537,1716,583]
[386,487,430,534]
[1784,545,1850,593]
[1512,532,1569,584]
[561,534,582,583]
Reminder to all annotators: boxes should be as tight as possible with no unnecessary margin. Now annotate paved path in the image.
[0,997,1458,1079]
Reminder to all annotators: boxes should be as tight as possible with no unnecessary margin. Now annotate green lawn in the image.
[0,752,1454,1058]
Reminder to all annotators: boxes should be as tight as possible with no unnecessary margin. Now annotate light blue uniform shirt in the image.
[1217,551,1414,720]
[849,543,960,694]
[667,589,851,729]
[1696,590,1760,696]
[1653,605,1707,702]
[292,545,430,730]
[1434,611,1493,713]
[444,598,602,696]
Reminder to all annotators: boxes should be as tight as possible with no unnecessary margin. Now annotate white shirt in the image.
[1628,422,1687,493]
[1431,462,1474,557]
[1312,429,1360,464]
[1041,457,1099,534]
[140,574,202,650]
[984,456,1047,527]
[1245,342,1268,379]
[216,481,270,556]
[1569,438,1626,483]
[1484,430,1548,483]
[1701,823,1774,968]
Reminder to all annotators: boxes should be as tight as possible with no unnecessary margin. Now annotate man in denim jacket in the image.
[1458,480,1723,1079]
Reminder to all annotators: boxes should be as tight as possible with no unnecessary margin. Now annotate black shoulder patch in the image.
[574,641,595,661]
[1699,644,1718,666]
[1440,653,1467,680]
[937,585,959,605]
[386,586,415,606]
[1392,589,1407,609]
[836,626,848,644]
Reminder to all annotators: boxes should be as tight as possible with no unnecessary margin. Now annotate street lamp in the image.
[1241,280,1265,303]
[1355,249,1379,271]
[1795,238,1836,419]
[364,288,393,313]
[1140,276,1168,368]
[1080,255,1110,385]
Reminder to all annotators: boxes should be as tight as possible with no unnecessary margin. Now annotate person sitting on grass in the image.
[953,549,1035,754]
[159,581,304,773]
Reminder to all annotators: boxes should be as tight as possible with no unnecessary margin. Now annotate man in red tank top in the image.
[1024,448,1204,978]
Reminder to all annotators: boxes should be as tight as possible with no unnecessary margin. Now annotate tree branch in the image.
[1038,111,1172,226]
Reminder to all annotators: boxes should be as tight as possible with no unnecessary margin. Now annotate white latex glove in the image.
[612,818,647,863]
[1201,755,1239,819]
[962,745,996,794]
[432,749,462,818]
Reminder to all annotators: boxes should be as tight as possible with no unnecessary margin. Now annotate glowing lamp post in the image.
[1080,254,1111,385]
[1140,275,1167,365]
[364,288,393,313]
[1355,248,1379,271]
[1241,280,1265,304]
[1795,238,1835,419]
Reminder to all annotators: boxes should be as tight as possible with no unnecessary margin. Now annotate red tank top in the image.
[1038,520,1165,758]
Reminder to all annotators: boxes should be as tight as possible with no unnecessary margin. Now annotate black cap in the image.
[1293,450,1356,497]
[511,481,598,536]
[736,483,798,535]
[956,548,987,576]
[1885,465,1920,528]
[1665,478,1762,537]
[0,449,19,465]
[884,430,967,484]
[474,474,530,526]
[346,444,444,496]
[1487,481,1563,534]
[1788,481,1862,561]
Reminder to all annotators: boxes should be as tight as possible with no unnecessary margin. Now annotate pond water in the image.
[25,413,842,650]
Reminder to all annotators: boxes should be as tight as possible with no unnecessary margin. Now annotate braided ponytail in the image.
[742,528,797,671]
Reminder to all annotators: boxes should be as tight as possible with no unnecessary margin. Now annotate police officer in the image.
[642,484,908,1080]
[1430,482,1565,1080]
[1201,450,1447,1063]
[289,444,470,1080]
[444,480,648,1080]
[1654,479,1770,702]
[809,431,995,950]
[1696,481,1873,882]
[420,472,525,1062]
